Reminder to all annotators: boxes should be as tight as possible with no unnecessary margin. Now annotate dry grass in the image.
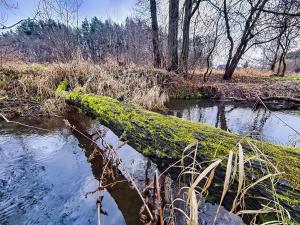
[160,141,294,225]
[192,68,273,79]
[0,60,169,116]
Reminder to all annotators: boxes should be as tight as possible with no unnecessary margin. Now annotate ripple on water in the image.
[0,129,101,225]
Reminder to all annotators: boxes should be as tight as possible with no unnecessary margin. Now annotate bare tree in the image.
[276,26,299,76]
[207,0,300,80]
[261,1,300,75]
[179,0,203,74]
[167,0,179,72]
[0,0,40,30]
[150,0,162,68]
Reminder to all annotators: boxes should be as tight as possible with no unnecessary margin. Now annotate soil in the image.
[166,72,300,110]
[0,97,43,118]
[1,66,300,119]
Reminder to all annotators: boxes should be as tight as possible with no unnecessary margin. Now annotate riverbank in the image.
[56,85,300,223]
[168,69,300,109]
[1,62,300,224]
[1,62,300,118]
[0,61,169,118]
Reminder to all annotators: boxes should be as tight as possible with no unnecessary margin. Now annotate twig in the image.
[256,96,300,136]
[64,121,154,221]
[0,112,52,132]
[97,203,101,225]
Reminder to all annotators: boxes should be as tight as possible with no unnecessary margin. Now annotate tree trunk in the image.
[276,53,283,76]
[179,0,192,74]
[280,54,287,77]
[223,54,241,80]
[270,40,280,72]
[61,89,300,223]
[150,0,162,68]
[167,0,179,72]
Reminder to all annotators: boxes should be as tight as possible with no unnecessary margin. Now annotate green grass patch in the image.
[270,75,300,81]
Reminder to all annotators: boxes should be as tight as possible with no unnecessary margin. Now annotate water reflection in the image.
[66,113,157,225]
[0,116,156,225]
[0,120,100,225]
[167,99,300,147]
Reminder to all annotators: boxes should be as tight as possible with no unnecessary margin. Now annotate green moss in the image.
[269,75,300,81]
[260,214,298,225]
[36,95,45,102]
[63,88,300,189]
[59,88,300,222]
[169,89,202,99]
[277,192,300,205]
[55,80,68,94]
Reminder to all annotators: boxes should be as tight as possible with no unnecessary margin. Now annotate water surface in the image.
[2,100,299,225]
[167,99,300,147]
[0,117,155,225]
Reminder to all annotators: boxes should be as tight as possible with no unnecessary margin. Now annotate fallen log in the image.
[58,86,300,223]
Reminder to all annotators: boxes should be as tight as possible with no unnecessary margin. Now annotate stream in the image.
[167,99,300,147]
[1,100,300,225]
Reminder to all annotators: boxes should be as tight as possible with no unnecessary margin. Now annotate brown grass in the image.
[192,68,273,79]
[0,60,170,117]
[159,140,294,225]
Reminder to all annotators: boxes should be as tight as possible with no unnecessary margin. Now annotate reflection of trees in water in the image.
[66,113,145,225]
[214,104,272,136]
[215,103,228,131]
[170,101,273,136]
[251,108,271,136]
[195,104,203,122]
[174,111,183,118]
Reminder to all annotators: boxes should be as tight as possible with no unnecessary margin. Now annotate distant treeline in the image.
[0,17,208,67]
[0,18,152,64]
[287,49,300,59]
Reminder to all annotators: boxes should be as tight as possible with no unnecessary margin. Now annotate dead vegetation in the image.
[1,60,300,118]
[79,126,297,225]
[160,141,296,225]
[68,117,297,225]
[1,98,298,225]
[168,68,300,109]
[0,60,170,117]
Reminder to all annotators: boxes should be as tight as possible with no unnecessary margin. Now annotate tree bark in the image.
[179,0,193,74]
[62,89,300,223]
[150,0,162,68]
[167,0,179,72]
[280,54,287,76]
[270,40,280,72]
[276,52,284,76]
[222,0,269,80]
[223,51,243,80]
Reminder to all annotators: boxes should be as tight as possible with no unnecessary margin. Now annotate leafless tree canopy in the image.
[0,0,299,78]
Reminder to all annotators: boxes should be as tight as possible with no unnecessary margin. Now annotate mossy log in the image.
[59,87,300,222]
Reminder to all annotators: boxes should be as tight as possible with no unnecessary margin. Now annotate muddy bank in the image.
[1,63,300,120]
[1,63,300,119]
[58,86,300,223]
[168,72,300,110]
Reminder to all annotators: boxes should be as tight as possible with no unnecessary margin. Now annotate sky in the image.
[2,0,137,27]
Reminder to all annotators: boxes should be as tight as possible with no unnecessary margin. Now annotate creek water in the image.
[0,100,299,225]
[0,116,156,225]
[167,99,300,147]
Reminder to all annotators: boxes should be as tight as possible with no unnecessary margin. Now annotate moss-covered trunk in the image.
[59,87,300,222]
